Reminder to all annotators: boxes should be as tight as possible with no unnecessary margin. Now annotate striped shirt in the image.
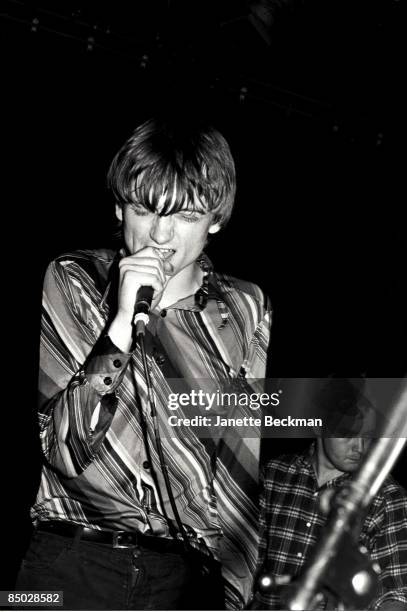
[255,446,407,610]
[33,248,271,610]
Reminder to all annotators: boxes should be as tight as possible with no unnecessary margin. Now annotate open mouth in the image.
[153,248,176,259]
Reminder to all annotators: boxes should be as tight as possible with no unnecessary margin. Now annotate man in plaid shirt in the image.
[253,391,407,610]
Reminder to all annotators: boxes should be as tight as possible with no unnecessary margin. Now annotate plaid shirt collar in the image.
[296,442,350,490]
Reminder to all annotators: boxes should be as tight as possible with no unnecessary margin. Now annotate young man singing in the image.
[17,118,271,610]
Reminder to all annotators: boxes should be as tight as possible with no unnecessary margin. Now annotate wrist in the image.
[107,313,133,353]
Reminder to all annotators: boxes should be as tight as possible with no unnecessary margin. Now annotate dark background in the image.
[2,0,405,591]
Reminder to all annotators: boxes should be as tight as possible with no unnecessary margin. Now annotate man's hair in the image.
[315,377,375,436]
[107,118,236,227]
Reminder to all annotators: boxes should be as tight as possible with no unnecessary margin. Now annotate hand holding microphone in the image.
[107,247,170,351]
[131,248,175,335]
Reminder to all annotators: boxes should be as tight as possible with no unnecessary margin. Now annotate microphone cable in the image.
[137,331,190,547]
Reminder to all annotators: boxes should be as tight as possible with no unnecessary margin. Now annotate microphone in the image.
[133,286,154,336]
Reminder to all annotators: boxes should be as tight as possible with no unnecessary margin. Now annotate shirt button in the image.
[113,359,122,368]
[143,461,151,470]
[313,492,318,497]
[104,376,112,385]
[160,309,167,318]
[306,522,311,527]
[155,354,165,365]
[297,552,302,558]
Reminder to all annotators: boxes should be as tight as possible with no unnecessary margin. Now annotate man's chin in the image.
[344,460,361,471]
[163,254,178,277]
[164,266,176,278]
[164,265,175,276]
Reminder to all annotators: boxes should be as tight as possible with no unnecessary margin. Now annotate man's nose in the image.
[351,438,365,454]
[150,214,174,244]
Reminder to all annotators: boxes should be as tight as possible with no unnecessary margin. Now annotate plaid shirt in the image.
[255,445,407,610]
[34,248,271,610]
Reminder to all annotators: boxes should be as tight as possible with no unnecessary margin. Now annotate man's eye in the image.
[131,204,150,216]
[178,212,201,223]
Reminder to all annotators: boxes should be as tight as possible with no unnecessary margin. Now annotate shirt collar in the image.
[296,442,350,489]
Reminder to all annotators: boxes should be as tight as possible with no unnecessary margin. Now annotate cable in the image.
[138,332,190,546]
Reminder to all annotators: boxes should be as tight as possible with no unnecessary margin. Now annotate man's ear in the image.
[115,203,123,222]
[208,222,221,235]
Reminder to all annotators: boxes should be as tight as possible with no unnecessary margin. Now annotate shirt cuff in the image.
[82,334,132,394]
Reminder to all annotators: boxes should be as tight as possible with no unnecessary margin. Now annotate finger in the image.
[131,246,170,259]
[119,260,166,286]
[119,254,165,270]
[131,246,175,276]
[120,270,166,295]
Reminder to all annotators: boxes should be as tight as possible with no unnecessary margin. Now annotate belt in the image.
[37,521,187,553]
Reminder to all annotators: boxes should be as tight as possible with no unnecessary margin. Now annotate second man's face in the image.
[322,436,374,473]
[321,406,377,474]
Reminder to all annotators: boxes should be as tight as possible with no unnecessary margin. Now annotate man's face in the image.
[116,199,220,278]
[321,437,373,473]
[320,407,376,473]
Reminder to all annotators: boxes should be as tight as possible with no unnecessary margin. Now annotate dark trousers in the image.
[16,530,224,610]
